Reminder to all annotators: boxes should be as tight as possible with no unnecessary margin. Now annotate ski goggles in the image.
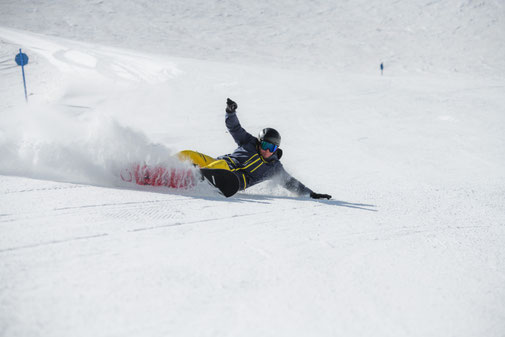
[260,141,278,153]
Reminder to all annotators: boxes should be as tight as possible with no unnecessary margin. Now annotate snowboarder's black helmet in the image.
[258,128,281,147]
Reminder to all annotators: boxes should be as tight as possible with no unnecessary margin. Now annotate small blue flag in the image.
[15,49,29,102]
[15,52,29,66]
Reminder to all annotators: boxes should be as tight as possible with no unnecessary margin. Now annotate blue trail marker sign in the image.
[15,49,29,102]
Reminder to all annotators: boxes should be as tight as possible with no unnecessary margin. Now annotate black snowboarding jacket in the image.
[218,112,313,195]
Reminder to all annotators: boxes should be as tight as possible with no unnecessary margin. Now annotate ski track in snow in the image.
[1,4,505,337]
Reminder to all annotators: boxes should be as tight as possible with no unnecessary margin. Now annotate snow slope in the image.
[1,1,505,336]
[1,0,504,77]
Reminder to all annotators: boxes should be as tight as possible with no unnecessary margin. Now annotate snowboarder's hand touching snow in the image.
[310,192,332,200]
[226,98,238,113]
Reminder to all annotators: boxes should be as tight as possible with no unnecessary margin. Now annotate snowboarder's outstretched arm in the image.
[276,164,332,200]
[225,98,256,146]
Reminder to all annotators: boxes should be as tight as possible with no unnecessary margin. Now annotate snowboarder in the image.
[178,98,332,199]
[380,62,384,76]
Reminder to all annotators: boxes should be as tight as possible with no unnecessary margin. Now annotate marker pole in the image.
[19,49,28,102]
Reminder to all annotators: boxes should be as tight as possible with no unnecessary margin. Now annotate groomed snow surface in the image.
[1,1,505,336]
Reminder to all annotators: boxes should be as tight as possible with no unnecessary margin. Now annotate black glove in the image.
[310,192,332,200]
[226,98,238,113]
